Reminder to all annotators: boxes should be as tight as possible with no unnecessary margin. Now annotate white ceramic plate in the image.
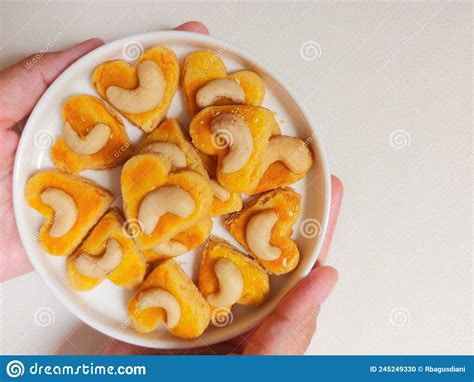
[13,31,330,349]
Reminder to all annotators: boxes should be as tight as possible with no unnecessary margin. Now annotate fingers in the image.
[28,38,104,85]
[243,266,338,355]
[0,38,104,131]
[173,21,209,35]
[315,175,344,266]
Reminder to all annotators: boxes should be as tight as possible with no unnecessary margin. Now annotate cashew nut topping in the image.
[209,179,231,202]
[138,288,181,328]
[152,240,188,257]
[142,142,186,169]
[138,186,195,235]
[63,122,110,155]
[196,79,245,108]
[40,188,78,238]
[211,113,253,173]
[75,238,123,278]
[207,259,244,307]
[260,135,312,174]
[106,60,165,114]
[246,209,281,261]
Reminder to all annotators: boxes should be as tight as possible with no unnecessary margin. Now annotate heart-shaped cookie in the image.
[198,236,269,311]
[225,187,301,275]
[51,95,131,174]
[128,259,210,339]
[66,209,147,291]
[247,135,313,195]
[189,105,278,193]
[120,153,213,250]
[25,170,114,256]
[182,50,265,117]
[92,46,179,132]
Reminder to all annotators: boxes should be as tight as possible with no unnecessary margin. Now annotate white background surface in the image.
[0,1,472,355]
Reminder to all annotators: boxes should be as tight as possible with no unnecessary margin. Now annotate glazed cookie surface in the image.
[225,188,301,275]
[182,50,265,117]
[198,236,270,310]
[120,153,213,250]
[93,47,179,132]
[247,135,313,194]
[128,259,210,339]
[66,209,147,291]
[189,105,278,193]
[51,95,131,174]
[25,170,114,256]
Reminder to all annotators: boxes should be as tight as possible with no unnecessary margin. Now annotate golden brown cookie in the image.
[51,95,131,173]
[25,170,114,256]
[128,259,210,339]
[66,209,147,291]
[120,153,213,250]
[198,236,269,310]
[181,50,265,117]
[189,105,278,193]
[225,188,301,275]
[93,47,179,132]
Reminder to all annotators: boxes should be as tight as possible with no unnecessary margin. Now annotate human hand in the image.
[105,176,343,355]
[0,21,209,281]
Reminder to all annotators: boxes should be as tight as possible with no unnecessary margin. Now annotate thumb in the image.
[0,38,104,130]
[243,266,338,355]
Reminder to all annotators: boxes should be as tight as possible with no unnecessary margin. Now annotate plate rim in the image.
[13,30,331,349]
